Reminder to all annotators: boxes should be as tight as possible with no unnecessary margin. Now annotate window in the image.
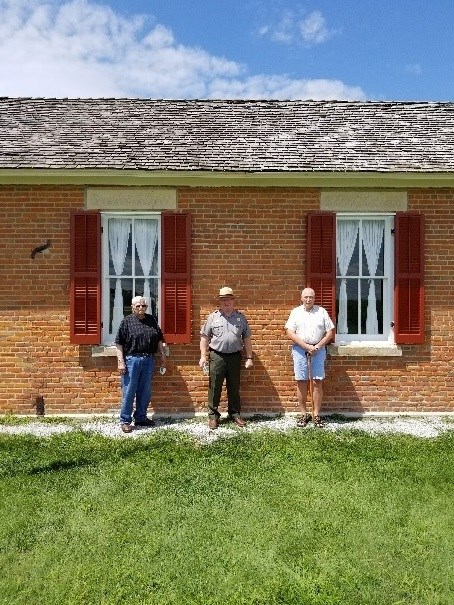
[70,210,191,345]
[336,214,393,343]
[102,214,160,344]
[307,211,424,345]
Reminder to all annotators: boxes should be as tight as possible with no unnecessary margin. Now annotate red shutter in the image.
[394,212,425,344]
[161,212,191,344]
[70,211,101,344]
[307,212,336,324]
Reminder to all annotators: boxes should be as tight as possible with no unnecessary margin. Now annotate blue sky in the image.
[1,0,452,100]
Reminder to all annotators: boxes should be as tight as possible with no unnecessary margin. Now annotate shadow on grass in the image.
[0,430,193,479]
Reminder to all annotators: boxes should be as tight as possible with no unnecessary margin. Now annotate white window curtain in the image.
[362,220,384,334]
[109,219,131,336]
[135,219,158,306]
[336,221,359,333]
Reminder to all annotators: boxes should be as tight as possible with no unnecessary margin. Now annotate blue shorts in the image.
[291,345,327,381]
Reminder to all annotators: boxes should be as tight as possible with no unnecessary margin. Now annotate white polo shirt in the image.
[285,305,334,345]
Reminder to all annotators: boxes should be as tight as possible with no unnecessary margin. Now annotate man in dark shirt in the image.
[115,296,166,433]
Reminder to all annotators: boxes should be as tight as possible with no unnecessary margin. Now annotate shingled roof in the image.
[1,98,454,173]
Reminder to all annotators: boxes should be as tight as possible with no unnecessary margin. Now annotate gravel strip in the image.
[0,415,452,442]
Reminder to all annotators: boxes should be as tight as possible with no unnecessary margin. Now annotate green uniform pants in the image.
[208,350,242,419]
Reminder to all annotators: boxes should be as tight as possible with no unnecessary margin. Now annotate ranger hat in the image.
[219,286,234,297]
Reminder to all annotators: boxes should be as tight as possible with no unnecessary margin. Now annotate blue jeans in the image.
[120,355,155,424]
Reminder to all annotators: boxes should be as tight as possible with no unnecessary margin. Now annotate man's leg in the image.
[310,349,326,425]
[292,345,310,425]
[208,351,226,420]
[296,380,309,416]
[312,379,323,418]
[120,356,140,424]
[225,352,242,418]
[134,357,155,422]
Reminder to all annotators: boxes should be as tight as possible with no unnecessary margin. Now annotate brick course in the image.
[0,186,453,414]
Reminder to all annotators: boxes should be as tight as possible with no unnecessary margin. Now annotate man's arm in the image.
[199,335,210,369]
[286,329,319,356]
[116,344,126,374]
[243,336,253,368]
[316,327,335,349]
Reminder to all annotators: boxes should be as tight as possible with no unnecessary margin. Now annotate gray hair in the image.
[131,296,147,307]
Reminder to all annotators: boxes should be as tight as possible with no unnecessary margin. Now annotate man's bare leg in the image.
[296,380,310,427]
[312,379,324,426]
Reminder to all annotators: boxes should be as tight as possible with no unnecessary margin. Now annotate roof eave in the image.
[1,169,454,188]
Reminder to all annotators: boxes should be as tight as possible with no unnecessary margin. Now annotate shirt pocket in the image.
[229,323,242,336]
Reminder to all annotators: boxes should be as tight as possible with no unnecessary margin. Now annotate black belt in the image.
[127,353,154,358]
[209,348,241,356]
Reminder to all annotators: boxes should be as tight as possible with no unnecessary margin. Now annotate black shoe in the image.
[134,418,155,427]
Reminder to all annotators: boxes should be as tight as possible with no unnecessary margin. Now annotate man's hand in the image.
[245,358,253,369]
[118,361,126,375]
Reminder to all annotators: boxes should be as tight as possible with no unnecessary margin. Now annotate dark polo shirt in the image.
[115,313,164,356]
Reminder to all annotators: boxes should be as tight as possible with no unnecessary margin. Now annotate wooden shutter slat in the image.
[307,212,336,324]
[70,211,101,344]
[161,213,191,343]
[394,212,425,344]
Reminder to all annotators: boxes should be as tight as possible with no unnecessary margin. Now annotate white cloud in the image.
[257,8,338,46]
[0,0,363,100]
[264,10,295,44]
[406,63,423,76]
[300,11,334,44]
[209,75,366,101]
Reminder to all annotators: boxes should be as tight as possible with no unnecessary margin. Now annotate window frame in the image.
[101,212,161,346]
[336,213,394,345]
[306,210,425,347]
[70,210,192,346]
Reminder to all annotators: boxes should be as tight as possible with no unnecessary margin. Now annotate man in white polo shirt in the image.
[285,288,335,427]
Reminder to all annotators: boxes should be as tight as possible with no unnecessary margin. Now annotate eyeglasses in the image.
[135,304,147,308]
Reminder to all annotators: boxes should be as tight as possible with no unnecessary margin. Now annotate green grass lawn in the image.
[0,427,453,605]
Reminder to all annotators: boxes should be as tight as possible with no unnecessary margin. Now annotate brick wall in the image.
[0,185,453,415]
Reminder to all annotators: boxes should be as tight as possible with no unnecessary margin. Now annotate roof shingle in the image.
[1,98,453,173]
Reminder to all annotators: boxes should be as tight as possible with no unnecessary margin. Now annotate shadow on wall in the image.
[323,349,434,413]
[152,360,196,416]
[240,354,287,415]
[323,358,364,414]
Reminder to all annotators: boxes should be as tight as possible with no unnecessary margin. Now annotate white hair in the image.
[131,296,147,306]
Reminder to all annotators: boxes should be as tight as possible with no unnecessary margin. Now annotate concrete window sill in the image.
[328,344,402,357]
[91,345,171,357]
[91,346,117,357]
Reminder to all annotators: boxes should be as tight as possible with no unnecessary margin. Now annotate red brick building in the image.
[1,98,453,415]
